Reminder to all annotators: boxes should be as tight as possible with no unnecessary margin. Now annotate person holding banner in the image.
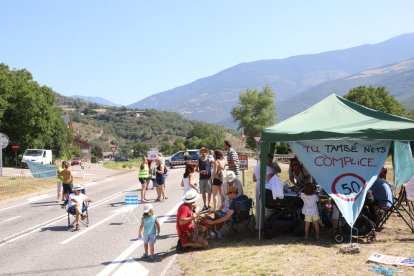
[289,156,312,192]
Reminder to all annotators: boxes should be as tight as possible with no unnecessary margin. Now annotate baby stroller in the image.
[332,212,376,243]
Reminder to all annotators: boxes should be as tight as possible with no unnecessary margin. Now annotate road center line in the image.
[0,216,21,225]
[97,201,182,276]
[60,212,120,245]
[0,185,139,247]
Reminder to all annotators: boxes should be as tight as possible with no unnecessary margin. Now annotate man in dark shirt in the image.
[198,147,212,211]
[205,186,250,234]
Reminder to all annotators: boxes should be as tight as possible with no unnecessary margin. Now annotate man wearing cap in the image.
[222,171,244,211]
[205,186,249,235]
[68,185,92,231]
[198,147,212,211]
[176,190,208,251]
[224,140,240,178]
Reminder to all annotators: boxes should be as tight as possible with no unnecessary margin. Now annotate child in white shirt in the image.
[300,184,320,240]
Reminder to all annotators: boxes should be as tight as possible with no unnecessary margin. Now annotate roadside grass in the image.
[178,168,414,275]
[0,176,86,201]
[103,160,140,170]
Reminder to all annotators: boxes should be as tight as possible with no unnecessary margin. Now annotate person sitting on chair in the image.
[204,186,249,235]
[370,166,393,210]
[68,185,92,231]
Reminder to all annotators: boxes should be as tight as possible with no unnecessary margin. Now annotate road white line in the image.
[60,212,120,245]
[160,255,177,276]
[27,194,49,202]
[0,185,139,247]
[0,202,28,213]
[97,201,182,276]
[0,216,21,225]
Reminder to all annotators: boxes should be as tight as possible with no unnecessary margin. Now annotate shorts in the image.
[57,182,62,194]
[212,178,223,186]
[199,179,212,194]
[304,215,320,222]
[139,178,147,185]
[63,183,73,194]
[143,234,157,244]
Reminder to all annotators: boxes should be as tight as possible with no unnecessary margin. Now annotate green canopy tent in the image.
[258,94,414,238]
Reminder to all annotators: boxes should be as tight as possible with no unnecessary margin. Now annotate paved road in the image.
[0,166,187,276]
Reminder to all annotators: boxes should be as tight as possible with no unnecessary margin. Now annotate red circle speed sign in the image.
[331,173,366,202]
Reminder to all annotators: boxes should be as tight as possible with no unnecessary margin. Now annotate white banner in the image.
[290,140,390,227]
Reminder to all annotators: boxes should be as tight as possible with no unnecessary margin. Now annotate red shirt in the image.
[176,203,194,244]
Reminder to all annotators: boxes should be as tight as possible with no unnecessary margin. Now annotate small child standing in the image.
[138,204,160,261]
[300,184,320,240]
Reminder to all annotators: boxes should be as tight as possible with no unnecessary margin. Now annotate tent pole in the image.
[259,141,271,240]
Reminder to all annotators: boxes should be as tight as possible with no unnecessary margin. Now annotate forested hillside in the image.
[56,95,238,158]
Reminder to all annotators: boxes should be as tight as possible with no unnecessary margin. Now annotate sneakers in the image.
[142,253,149,258]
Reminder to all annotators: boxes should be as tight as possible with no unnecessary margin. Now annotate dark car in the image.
[71,157,82,166]
[164,149,200,168]
[115,156,129,162]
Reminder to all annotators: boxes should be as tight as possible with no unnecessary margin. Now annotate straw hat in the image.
[198,147,209,154]
[183,190,200,204]
[225,171,236,182]
[72,185,84,191]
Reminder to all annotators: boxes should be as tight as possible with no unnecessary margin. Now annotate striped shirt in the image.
[227,148,240,176]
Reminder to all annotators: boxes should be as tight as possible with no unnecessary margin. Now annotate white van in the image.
[22,149,53,167]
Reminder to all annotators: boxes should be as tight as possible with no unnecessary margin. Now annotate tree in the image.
[344,86,405,116]
[133,142,150,158]
[231,85,276,148]
[0,64,73,162]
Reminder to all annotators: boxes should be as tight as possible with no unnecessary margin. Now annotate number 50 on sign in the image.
[331,173,366,202]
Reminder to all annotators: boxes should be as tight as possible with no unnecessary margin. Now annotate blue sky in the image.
[1,1,414,105]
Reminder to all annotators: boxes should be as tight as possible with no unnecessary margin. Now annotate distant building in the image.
[73,137,91,162]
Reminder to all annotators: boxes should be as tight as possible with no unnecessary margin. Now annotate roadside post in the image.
[0,133,10,176]
[10,143,20,168]
[239,153,248,187]
[110,145,118,160]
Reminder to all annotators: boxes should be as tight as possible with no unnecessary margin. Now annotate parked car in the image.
[164,149,200,168]
[71,157,82,166]
[115,156,129,162]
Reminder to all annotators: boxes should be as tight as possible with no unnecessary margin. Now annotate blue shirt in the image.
[143,215,157,237]
[370,178,393,208]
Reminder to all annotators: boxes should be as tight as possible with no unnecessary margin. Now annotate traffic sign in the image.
[253,135,261,143]
[110,145,118,154]
[10,143,20,151]
[0,133,9,149]
[239,153,248,170]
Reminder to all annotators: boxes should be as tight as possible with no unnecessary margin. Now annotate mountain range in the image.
[77,33,414,127]
[71,95,120,107]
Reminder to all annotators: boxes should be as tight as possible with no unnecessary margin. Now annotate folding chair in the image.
[376,187,414,232]
[230,198,254,236]
[67,201,89,229]
[122,194,140,223]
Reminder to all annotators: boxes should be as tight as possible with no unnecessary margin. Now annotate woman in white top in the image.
[182,163,199,195]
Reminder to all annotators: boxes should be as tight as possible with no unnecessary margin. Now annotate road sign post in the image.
[110,145,118,160]
[0,133,10,176]
[11,143,20,168]
[239,153,248,187]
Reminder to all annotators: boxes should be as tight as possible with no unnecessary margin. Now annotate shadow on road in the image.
[40,225,69,232]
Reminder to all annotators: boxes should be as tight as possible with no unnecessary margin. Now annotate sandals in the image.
[75,224,80,231]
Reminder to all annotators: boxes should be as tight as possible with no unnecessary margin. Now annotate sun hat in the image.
[72,185,84,191]
[225,171,236,182]
[227,186,238,195]
[183,190,200,204]
[143,203,153,213]
[198,147,209,154]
